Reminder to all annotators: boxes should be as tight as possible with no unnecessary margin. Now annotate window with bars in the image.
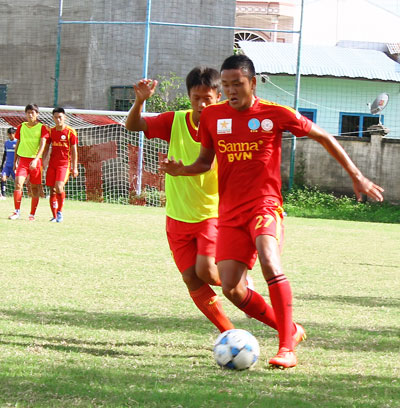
[339,113,381,138]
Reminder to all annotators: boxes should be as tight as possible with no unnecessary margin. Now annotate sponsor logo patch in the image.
[217,119,232,134]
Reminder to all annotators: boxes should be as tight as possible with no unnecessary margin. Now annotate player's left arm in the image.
[13,139,20,172]
[71,144,79,177]
[307,123,384,202]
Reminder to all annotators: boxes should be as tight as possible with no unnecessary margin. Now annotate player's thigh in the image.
[28,160,42,185]
[195,218,218,280]
[255,235,282,279]
[166,230,197,273]
[249,206,285,253]
[218,259,248,297]
[195,254,219,285]
[54,180,65,194]
[196,218,218,257]
[55,166,70,184]
[46,166,56,187]
[15,175,26,190]
[15,158,30,181]
[216,225,257,270]
[249,207,284,278]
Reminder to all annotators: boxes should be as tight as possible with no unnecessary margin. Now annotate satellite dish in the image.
[369,93,389,115]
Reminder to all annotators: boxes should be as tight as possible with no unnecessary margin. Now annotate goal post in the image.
[0,105,167,207]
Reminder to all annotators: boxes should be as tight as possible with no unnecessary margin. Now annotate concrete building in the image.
[0,0,236,110]
[235,1,296,47]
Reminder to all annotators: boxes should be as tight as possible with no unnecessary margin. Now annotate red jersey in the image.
[199,97,312,226]
[47,125,78,167]
[144,111,198,142]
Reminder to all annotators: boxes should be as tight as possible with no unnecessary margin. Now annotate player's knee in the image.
[30,185,40,197]
[196,266,219,286]
[221,281,246,303]
[259,259,281,280]
[181,267,197,286]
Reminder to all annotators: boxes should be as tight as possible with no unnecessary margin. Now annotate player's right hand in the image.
[133,79,158,102]
[160,156,185,176]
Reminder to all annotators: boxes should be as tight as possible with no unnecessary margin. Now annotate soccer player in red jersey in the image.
[38,107,78,222]
[9,104,49,221]
[125,67,235,333]
[162,55,384,368]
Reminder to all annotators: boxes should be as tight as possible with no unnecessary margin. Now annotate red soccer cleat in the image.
[269,348,297,368]
[293,323,306,348]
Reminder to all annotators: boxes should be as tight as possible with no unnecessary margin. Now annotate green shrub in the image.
[283,186,400,223]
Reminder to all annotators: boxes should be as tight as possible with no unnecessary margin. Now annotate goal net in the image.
[0,106,168,207]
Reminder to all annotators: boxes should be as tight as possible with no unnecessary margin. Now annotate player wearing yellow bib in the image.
[9,104,49,221]
[125,67,235,333]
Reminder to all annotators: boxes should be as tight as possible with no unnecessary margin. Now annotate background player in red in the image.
[162,55,384,368]
[35,107,78,222]
[9,104,48,221]
[125,67,235,333]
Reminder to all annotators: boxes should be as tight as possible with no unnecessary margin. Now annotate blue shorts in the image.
[1,164,15,179]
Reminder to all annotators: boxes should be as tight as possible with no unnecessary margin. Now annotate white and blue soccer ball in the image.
[213,329,260,370]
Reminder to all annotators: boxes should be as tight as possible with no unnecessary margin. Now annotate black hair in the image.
[220,55,256,80]
[52,107,66,115]
[7,127,16,134]
[25,103,39,113]
[186,66,221,95]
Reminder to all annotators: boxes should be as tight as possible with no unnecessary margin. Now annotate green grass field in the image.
[1,199,399,408]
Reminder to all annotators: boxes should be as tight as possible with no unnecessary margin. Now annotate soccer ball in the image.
[213,329,260,370]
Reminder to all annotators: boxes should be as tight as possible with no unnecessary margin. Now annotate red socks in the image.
[13,190,40,216]
[30,197,39,216]
[50,194,57,218]
[190,284,234,333]
[268,274,294,350]
[239,288,278,330]
[56,192,65,212]
[14,190,22,210]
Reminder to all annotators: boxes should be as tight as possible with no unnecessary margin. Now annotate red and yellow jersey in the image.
[47,125,78,166]
[199,97,312,226]
[144,111,198,142]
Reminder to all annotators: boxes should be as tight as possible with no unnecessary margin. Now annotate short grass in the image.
[0,199,399,408]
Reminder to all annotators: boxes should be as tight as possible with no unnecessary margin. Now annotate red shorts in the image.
[216,205,284,270]
[46,164,70,186]
[16,157,42,185]
[166,216,218,273]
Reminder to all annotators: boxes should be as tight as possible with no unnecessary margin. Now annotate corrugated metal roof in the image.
[238,41,400,82]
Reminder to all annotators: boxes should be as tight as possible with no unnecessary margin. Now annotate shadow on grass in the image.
[297,322,400,353]
[301,293,400,308]
[1,306,399,354]
[0,331,211,360]
[0,307,211,332]
[0,363,398,408]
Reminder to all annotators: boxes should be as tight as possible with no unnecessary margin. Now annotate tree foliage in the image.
[145,73,191,113]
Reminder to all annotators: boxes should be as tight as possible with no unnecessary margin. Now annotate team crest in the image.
[261,119,273,131]
[61,135,67,140]
[217,119,232,134]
